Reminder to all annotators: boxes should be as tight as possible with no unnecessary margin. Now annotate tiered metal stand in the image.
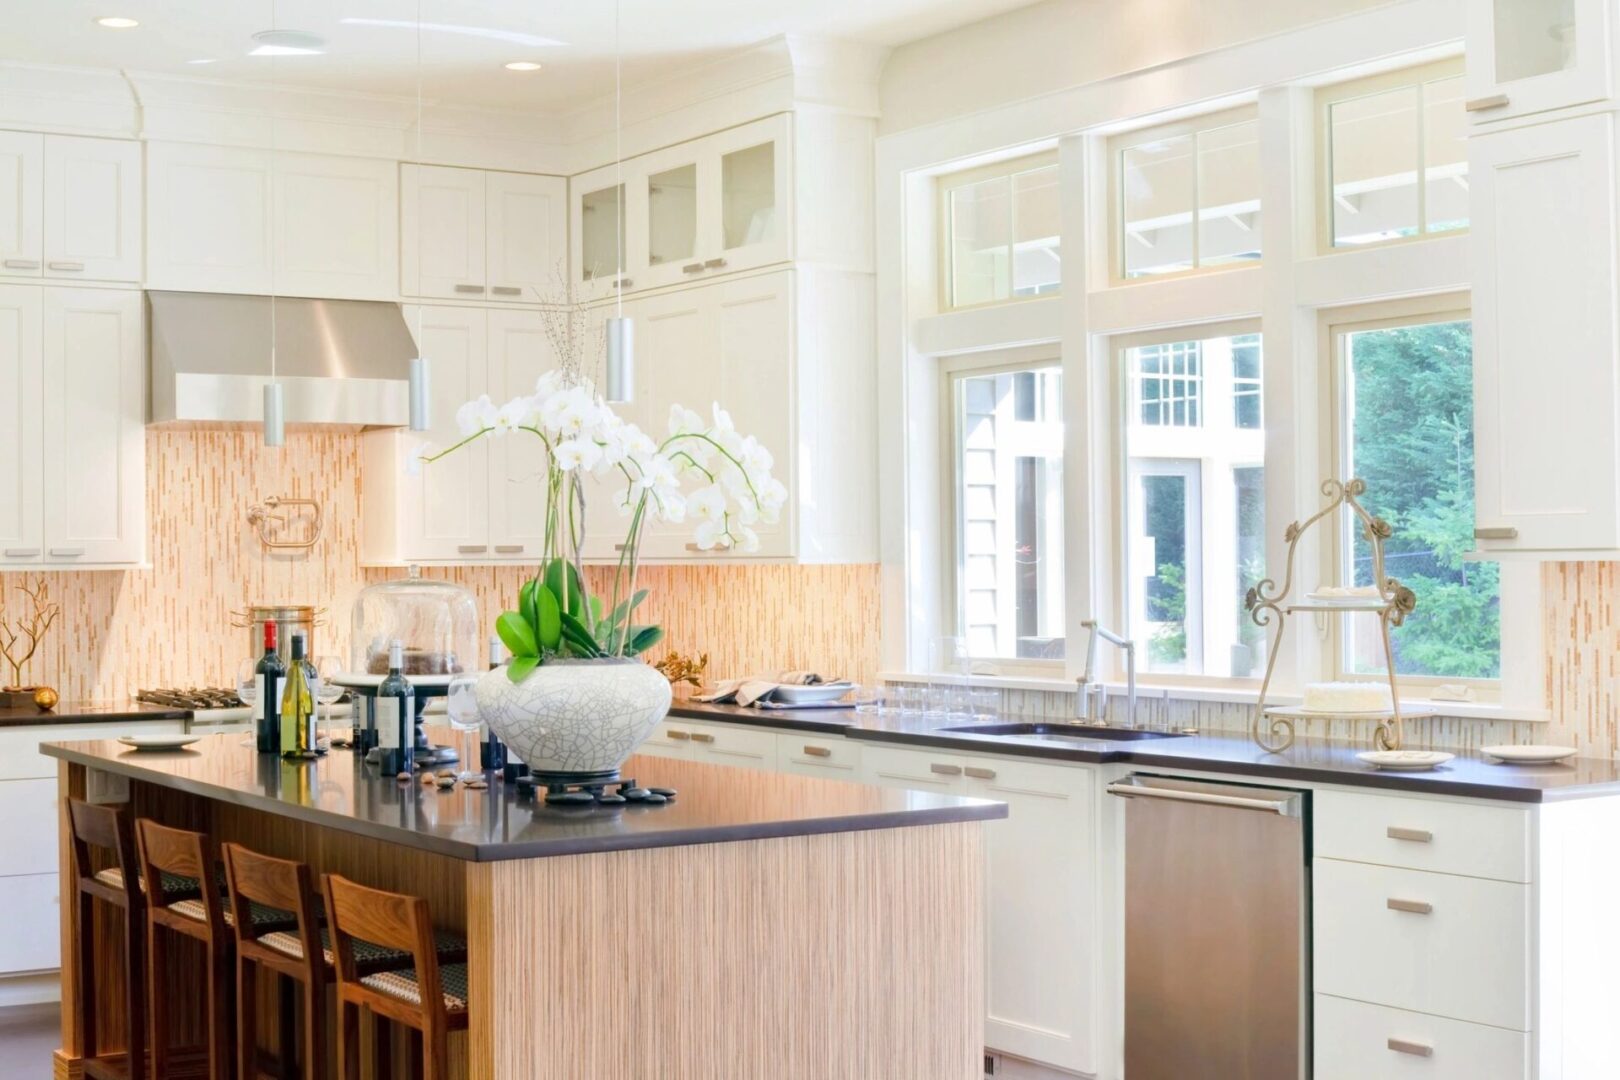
[1244,478,1433,753]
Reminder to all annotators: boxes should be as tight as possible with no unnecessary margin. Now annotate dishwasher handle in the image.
[1106,775,1302,817]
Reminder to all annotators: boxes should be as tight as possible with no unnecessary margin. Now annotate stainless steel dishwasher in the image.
[1107,774,1309,1080]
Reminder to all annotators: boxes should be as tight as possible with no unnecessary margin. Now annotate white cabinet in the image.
[41,287,145,565]
[402,164,566,303]
[361,306,558,565]
[1471,113,1620,551]
[0,285,42,565]
[777,730,863,777]
[651,718,778,770]
[0,873,60,975]
[1,133,140,283]
[1465,0,1612,123]
[148,142,397,299]
[1315,994,1530,1080]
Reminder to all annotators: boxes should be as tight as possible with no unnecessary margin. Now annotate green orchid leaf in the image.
[495,611,538,659]
[534,585,562,651]
[506,654,540,683]
[544,559,587,620]
[625,625,664,657]
[519,577,540,636]
[589,595,603,625]
[558,611,603,657]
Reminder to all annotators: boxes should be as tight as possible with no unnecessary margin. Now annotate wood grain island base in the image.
[45,736,1001,1080]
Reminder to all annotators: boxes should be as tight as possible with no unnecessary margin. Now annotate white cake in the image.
[1302,681,1393,714]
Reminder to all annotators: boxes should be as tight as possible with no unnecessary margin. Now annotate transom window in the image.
[938,152,1061,310]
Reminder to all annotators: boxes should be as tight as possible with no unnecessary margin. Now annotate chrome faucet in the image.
[1076,620,1137,726]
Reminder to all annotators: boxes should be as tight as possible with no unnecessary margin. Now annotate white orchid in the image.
[669,404,705,438]
[406,441,433,477]
[456,395,497,437]
[553,438,603,472]
[688,484,727,523]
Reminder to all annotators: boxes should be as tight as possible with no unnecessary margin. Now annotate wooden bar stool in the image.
[322,874,469,1080]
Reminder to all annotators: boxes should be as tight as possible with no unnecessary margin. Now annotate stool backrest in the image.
[68,799,140,905]
[136,818,226,933]
[222,842,322,960]
[321,873,445,1013]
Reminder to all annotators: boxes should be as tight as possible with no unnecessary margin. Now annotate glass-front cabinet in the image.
[1466,0,1611,122]
[576,182,628,292]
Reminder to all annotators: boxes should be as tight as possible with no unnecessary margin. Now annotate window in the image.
[939,153,1061,310]
[1320,60,1467,250]
[1120,327,1265,676]
[949,357,1065,661]
[1335,309,1500,681]
[1111,108,1261,281]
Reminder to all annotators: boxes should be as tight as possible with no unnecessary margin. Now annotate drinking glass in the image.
[234,658,260,747]
[853,684,881,713]
[895,684,922,715]
[446,675,482,780]
[313,655,345,748]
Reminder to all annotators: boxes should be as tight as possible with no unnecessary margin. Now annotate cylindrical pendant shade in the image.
[605,316,634,404]
[409,356,431,431]
[263,382,285,447]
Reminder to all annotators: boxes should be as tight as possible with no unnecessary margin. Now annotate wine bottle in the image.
[376,640,416,776]
[280,631,316,758]
[480,635,508,772]
[254,620,286,754]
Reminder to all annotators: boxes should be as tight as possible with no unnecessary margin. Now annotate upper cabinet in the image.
[1466,0,1612,122]
[146,142,397,300]
[0,132,141,284]
[401,164,566,303]
[571,114,793,300]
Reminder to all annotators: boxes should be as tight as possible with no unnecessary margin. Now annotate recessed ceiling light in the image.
[95,16,140,29]
[504,61,542,72]
[248,29,325,57]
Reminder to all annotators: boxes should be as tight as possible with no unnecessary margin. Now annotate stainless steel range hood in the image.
[147,291,416,427]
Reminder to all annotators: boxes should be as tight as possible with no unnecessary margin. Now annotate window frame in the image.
[940,345,1068,675]
[935,150,1062,313]
[1106,103,1261,287]
[1315,56,1468,255]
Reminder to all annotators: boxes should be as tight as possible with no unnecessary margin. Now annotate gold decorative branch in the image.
[0,576,61,689]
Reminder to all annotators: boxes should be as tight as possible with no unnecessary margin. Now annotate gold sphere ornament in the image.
[33,686,58,711]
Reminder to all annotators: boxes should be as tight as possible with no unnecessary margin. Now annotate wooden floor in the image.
[0,1002,59,1080]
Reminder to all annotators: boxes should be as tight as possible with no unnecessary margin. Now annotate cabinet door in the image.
[0,285,41,565]
[1466,0,1611,122]
[41,287,144,565]
[487,308,556,560]
[858,744,969,792]
[570,163,636,302]
[705,114,792,276]
[273,152,397,301]
[42,135,142,283]
[968,759,1096,1075]
[401,306,489,560]
[145,142,272,294]
[0,131,43,277]
[0,873,59,974]
[485,172,566,303]
[402,164,487,300]
[1472,114,1620,550]
[685,721,777,771]
[637,142,707,292]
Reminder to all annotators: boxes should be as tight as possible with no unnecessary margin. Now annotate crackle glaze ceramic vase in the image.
[474,658,672,781]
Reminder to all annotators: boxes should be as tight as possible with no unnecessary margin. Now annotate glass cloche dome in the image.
[348,566,480,680]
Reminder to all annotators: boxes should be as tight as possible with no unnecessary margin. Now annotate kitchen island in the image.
[44,734,1004,1080]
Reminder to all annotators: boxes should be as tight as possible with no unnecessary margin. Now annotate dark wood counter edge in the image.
[0,703,192,729]
[668,702,1620,804]
[40,742,1007,863]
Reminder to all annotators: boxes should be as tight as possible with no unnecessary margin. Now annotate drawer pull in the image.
[665,730,691,741]
[1386,826,1433,843]
[1387,1038,1434,1058]
[682,262,705,274]
[454,284,486,294]
[1464,94,1510,113]
[1387,898,1433,915]
[1473,526,1518,541]
[491,286,522,296]
[3,548,40,558]
[49,547,85,557]
[930,763,962,776]
[703,257,727,269]
[457,544,488,553]
[964,766,997,780]
[690,732,715,744]
[2,259,40,270]
[48,260,85,271]
[802,745,832,758]
[494,544,524,554]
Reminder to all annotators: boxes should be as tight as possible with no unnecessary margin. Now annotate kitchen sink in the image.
[939,722,1189,742]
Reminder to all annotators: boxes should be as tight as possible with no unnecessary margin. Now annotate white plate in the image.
[1481,744,1578,764]
[771,682,854,705]
[1357,750,1455,771]
[118,734,202,751]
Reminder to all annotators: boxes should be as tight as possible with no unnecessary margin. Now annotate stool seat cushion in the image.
[168,893,297,930]
[93,867,203,898]
[359,962,468,1013]
[258,926,467,972]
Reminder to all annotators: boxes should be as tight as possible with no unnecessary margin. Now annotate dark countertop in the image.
[668,701,1620,804]
[41,735,1006,863]
[0,701,192,729]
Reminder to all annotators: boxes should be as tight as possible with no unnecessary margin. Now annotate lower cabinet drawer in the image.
[1315,858,1530,1030]
[0,778,60,875]
[777,734,861,776]
[0,721,187,780]
[685,722,777,771]
[1315,994,1529,1079]
[0,873,60,974]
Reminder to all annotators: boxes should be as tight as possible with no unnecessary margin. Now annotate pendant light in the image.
[603,0,634,404]
[406,0,431,431]
[263,0,284,447]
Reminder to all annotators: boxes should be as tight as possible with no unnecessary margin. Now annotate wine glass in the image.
[235,657,261,747]
[445,675,482,780]
[314,655,345,749]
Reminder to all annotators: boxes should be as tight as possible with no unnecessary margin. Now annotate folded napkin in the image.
[694,671,838,707]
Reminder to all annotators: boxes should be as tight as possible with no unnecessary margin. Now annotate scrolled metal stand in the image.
[1244,478,1418,754]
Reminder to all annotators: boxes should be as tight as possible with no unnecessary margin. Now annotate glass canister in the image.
[347,567,480,679]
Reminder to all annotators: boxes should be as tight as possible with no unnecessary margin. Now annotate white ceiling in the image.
[0,0,1043,112]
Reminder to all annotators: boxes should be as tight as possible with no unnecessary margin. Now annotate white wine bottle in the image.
[279,631,316,758]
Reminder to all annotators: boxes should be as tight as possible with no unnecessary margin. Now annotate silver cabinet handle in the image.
[684,543,709,553]
[1387,898,1433,915]
[48,547,85,557]
[1474,526,1518,540]
[1387,1038,1433,1058]
[666,729,691,741]
[703,258,727,269]
[616,277,633,288]
[930,763,962,776]
[1465,94,1510,112]
[690,732,715,744]
[47,260,84,271]
[2,259,40,270]
[682,262,704,274]
[494,544,524,554]
[3,548,40,557]
[964,766,996,780]
[802,745,832,758]
[457,544,488,553]
[490,286,521,296]
[1386,826,1433,843]
[454,284,486,294]
[1106,777,1298,815]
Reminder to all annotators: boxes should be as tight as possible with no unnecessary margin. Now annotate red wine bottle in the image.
[376,640,415,775]
[254,620,286,754]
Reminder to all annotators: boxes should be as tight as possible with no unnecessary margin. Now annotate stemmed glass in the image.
[313,655,345,749]
[446,675,482,781]
[234,657,261,747]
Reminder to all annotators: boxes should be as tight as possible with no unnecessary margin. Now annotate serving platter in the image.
[118,734,202,751]
[1480,744,1578,764]
[1356,750,1454,771]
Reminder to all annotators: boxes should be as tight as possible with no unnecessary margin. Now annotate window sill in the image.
[877,671,1550,723]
